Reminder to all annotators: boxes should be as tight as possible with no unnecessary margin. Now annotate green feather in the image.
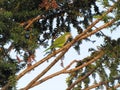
[44,32,71,52]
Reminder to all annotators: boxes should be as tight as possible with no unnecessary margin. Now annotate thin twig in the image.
[66,69,96,90]
[83,81,107,90]
[66,51,104,73]
[20,15,45,30]
[84,81,120,90]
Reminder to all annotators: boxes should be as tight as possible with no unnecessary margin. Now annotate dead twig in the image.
[66,69,96,90]
[20,15,45,30]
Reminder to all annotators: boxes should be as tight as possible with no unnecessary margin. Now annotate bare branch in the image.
[26,50,104,89]
[66,51,104,73]
[21,49,69,90]
[83,81,107,90]
[66,69,96,90]
[20,15,45,30]
[84,81,120,90]
[114,84,120,89]
[29,60,79,89]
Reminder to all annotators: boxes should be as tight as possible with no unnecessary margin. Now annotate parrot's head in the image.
[64,32,72,40]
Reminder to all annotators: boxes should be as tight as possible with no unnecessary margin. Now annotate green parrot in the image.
[44,32,72,52]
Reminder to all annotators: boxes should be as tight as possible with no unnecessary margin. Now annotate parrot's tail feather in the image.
[43,47,51,52]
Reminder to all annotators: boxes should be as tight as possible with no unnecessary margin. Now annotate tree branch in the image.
[83,81,120,90]
[83,81,107,90]
[21,48,69,90]
[20,15,45,30]
[66,69,96,90]
[66,51,104,73]
[29,60,79,89]
[26,49,104,89]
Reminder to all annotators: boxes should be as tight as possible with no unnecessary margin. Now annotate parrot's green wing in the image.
[44,32,71,52]
[52,34,66,47]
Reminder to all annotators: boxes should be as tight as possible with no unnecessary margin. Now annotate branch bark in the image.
[25,50,104,89]
[20,15,45,30]
[83,80,120,90]
[66,69,96,90]
[21,48,69,90]
[28,60,79,89]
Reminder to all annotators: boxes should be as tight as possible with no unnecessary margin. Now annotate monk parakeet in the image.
[44,32,72,52]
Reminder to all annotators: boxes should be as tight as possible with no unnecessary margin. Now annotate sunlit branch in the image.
[66,51,104,73]
[66,69,96,90]
[83,81,120,90]
[28,50,104,89]
[29,60,79,89]
[114,84,120,89]
[21,48,69,90]
[20,15,45,30]
[75,1,116,38]
[83,81,107,90]
[31,52,104,89]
